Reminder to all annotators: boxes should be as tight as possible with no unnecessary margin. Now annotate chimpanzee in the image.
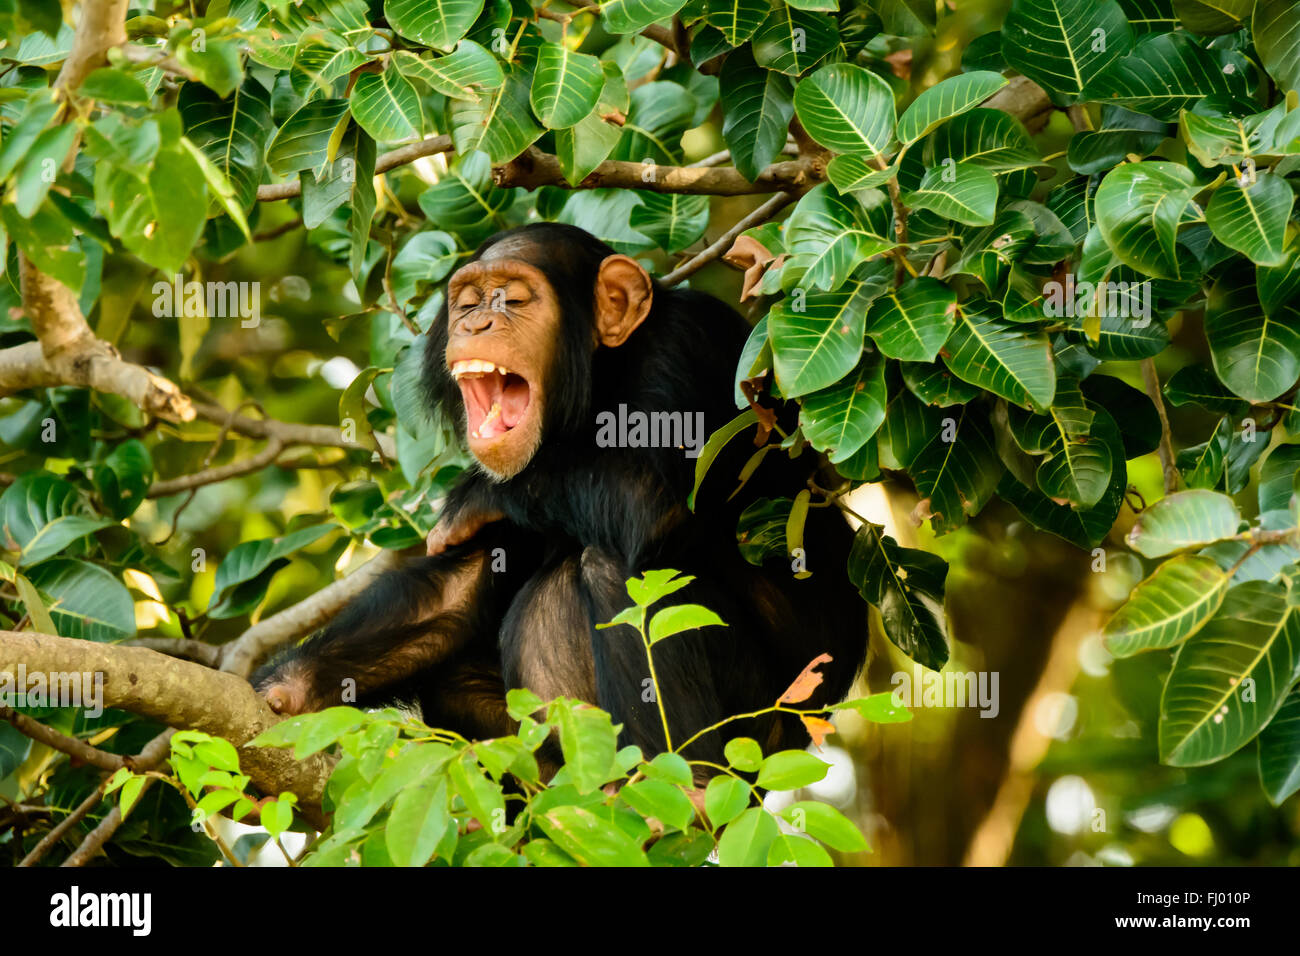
[255,223,869,768]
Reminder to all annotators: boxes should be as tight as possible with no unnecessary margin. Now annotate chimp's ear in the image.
[593,255,653,347]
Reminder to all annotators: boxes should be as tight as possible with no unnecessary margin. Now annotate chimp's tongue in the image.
[461,371,529,439]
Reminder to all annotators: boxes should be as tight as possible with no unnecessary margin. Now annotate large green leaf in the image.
[1258,685,1300,805]
[793,63,896,159]
[1001,0,1133,100]
[895,70,1007,145]
[901,161,998,226]
[768,263,890,396]
[555,63,628,184]
[26,558,136,642]
[447,65,544,164]
[350,62,423,142]
[385,0,484,51]
[706,0,768,45]
[927,108,1045,172]
[751,5,840,76]
[847,522,949,669]
[393,42,504,101]
[908,406,1003,535]
[266,98,350,176]
[610,81,696,164]
[629,192,709,253]
[1104,554,1230,657]
[1084,32,1245,120]
[1255,0,1300,94]
[1125,489,1242,558]
[1172,0,1252,34]
[1034,382,1113,508]
[798,351,887,462]
[1067,105,1168,175]
[942,301,1056,412]
[1203,274,1300,403]
[784,185,895,291]
[1160,580,1300,766]
[530,43,605,130]
[720,48,795,182]
[178,80,273,212]
[601,0,689,34]
[1094,161,1198,279]
[1204,172,1294,267]
[864,276,957,362]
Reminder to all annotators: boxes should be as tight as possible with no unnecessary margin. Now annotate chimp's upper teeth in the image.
[452,359,512,379]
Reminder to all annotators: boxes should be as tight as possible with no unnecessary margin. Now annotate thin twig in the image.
[0,706,128,773]
[663,193,798,287]
[1141,358,1179,494]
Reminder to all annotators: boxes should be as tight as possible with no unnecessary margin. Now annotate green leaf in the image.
[620,780,696,831]
[756,749,829,790]
[1125,489,1242,558]
[553,700,619,793]
[350,62,423,142]
[1104,554,1231,657]
[689,409,758,510]
[1094,161,1198,279]
[1175,0,1254,35]
[1001,0,1133,100]
[1084,32,1245,120]
[752,6,839,76]
[20,515,112,567]
[784,186,895,292]
[1259,443,1300,513]
[647,603,728,644]
[1258,685,1300,805]
[1067,105,1168,175]
[385,0,485,51]
[896,70,1008,145]
[768,263,887,397]
[387,779,452,865]
[847,522,949,668]
[601,0,689,34]
[629,192,709,254]
[531,43,605,130]
[706,0,768,45]
[928,108,1046,173]
[902,161,998,226]
[704,774,752,827]
[724,737,763,772]
[1204,273,1300,403]
[1255,0,1300,94]
[26,558,136,642]
[1160,580,1300,766]
[720,49,795,182]
[717,806,779,866]
[393,42,503,101]
[793,63,896,159]
[943,301,1056,412]
[448,65,545,164]
[1205,172,1294,267]
[866,277,957,362]
[179,80,273,212]
[767,832,833,866]
[780,801,869,852]
[265,98,350,176]
[1176,416,1230,489]
[539,805,649,866]
[208,523,337,616]
[797,351,888,463]
[910,405,1004,535]
[831,692,914,723]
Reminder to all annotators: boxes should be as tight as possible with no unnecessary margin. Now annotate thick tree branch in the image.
[190,400,396,458]
[0,631,332,823]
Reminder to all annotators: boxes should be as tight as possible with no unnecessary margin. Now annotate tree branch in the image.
[256,135,454,201]
[0,705,128,773]
[663,193,798,287]
[1,631,332,824]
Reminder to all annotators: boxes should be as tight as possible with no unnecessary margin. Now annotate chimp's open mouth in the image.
[451,359,532,441]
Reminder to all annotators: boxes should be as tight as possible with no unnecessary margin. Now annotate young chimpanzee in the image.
[255,223,870,767]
